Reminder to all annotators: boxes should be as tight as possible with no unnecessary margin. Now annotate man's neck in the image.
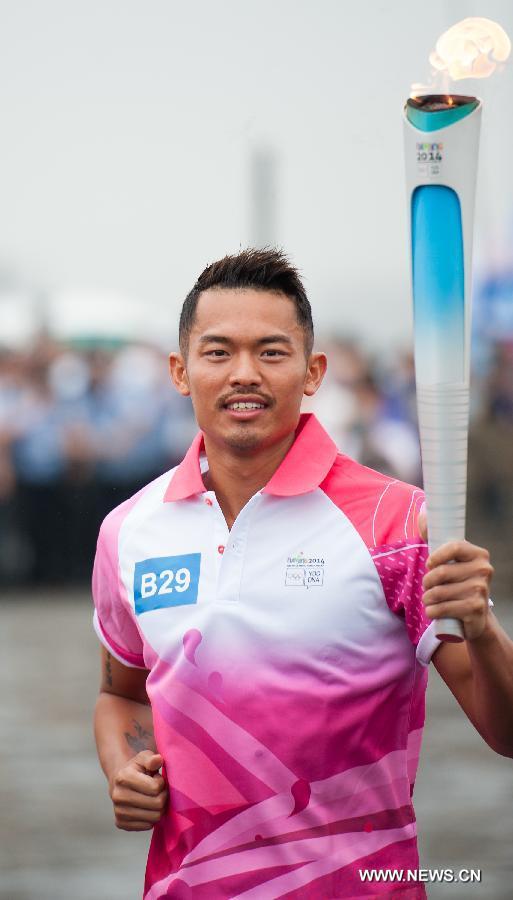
[202,432,295,530]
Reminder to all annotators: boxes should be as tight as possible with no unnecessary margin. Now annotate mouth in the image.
[222,397,270,420]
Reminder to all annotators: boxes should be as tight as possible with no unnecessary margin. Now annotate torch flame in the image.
[411,17,510,96]
[429,17,510,81]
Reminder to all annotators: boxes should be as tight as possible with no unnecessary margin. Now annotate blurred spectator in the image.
[12,339,69,583]
[468,342,513,596]
[304,338,421,484]
[0,349,27,581]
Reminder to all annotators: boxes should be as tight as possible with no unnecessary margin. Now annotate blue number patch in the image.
[133,553,201,614]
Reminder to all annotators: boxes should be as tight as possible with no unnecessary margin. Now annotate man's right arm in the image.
[94,646,168,831]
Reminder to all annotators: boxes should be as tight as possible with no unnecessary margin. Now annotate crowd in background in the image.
[1,333,512,593]
[0,337,196,584]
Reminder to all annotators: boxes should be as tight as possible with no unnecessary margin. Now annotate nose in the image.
[228,351,262,387]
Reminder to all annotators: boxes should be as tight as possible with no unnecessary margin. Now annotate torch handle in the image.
[417,382,469,642]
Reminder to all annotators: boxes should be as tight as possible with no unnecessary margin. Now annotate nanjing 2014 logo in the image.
[416,141,443,162]
[285,553,325,588]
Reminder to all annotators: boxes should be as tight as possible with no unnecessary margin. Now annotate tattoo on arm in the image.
[124,718,154,752]
[105,652,113,687]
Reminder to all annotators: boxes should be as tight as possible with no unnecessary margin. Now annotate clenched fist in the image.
[109,751,168,831]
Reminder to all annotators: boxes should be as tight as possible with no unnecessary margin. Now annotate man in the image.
[93,248,513,899]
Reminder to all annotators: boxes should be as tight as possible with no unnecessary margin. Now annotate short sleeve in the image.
[371,539,441,666]
[92,517,146,669]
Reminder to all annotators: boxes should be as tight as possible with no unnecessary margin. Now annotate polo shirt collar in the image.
[164,431,206,502]
[163,413,338,502]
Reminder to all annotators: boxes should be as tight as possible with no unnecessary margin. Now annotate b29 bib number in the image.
[134,553,201,613]
[140,567,191,598]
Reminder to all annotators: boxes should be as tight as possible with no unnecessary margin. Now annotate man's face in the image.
[170,288,326,453]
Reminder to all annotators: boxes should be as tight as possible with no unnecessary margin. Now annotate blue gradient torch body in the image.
[404,95,482,641]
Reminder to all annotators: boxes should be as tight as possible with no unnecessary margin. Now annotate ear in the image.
[169,352,190,397]
[303,352,327,398]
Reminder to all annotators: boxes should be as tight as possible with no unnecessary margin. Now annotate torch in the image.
[403,18,510,642]
[404,93,482,641]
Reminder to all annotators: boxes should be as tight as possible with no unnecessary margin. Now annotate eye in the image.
[205,349,228,357]
[262,349,286,357]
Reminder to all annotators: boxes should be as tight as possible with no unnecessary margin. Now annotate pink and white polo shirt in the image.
[92,413,440,899]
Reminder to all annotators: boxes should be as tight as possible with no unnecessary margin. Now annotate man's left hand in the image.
[418,509,494,641]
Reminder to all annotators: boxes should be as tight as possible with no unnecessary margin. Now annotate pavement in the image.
[1,592,512,900]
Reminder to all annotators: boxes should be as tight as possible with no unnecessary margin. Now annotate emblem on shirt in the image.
[285,553,325,588]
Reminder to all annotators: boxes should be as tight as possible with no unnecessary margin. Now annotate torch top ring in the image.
[406,94,480,131]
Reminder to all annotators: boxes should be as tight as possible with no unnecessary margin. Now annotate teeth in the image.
[227,402,265,410]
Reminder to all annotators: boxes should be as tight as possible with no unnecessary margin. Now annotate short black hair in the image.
[179,247,314,357]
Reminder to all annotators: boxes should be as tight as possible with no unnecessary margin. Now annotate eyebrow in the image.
[198,334,293,346]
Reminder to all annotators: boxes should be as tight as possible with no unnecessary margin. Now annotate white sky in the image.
[0,0,512,349]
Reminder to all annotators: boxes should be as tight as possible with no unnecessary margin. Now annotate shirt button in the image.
[204,497,213,506]
[217,545,225,555]
[232,539,242,552]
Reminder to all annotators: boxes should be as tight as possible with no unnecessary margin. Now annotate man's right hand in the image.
[109,750,168,831]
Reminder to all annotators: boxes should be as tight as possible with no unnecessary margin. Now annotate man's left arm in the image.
[422,533,513,757]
